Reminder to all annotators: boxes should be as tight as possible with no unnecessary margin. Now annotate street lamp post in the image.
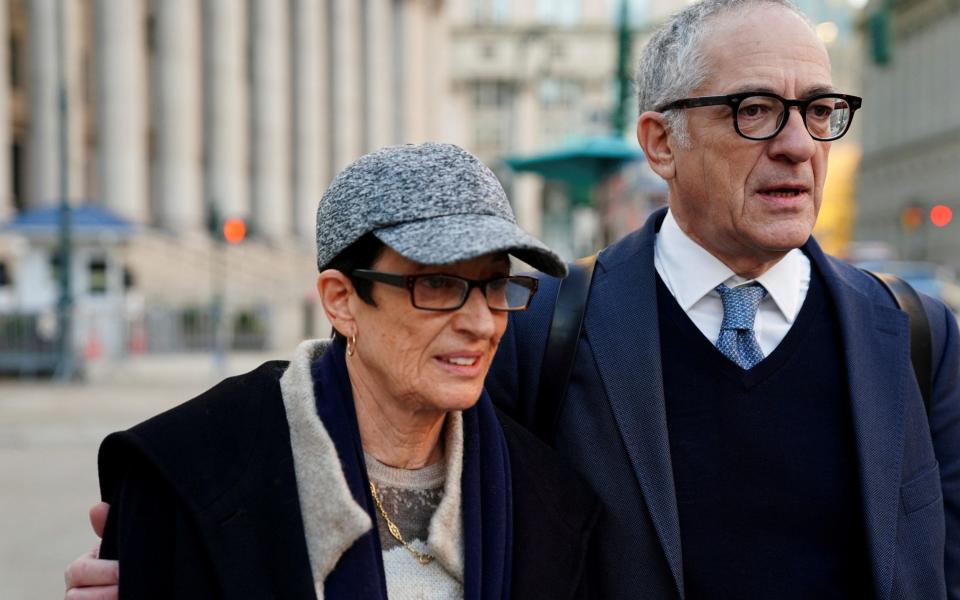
[612,0,632,137]
[55,0,75,380]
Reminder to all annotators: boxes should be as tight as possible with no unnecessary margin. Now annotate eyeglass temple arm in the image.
[351,270,408,287]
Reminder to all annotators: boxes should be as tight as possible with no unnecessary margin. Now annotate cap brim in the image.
[373,214,568,278]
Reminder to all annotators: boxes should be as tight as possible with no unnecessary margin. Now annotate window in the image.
[537,0,580,25]
[473,0,509,24]
[539,79,581,108]
[472,81,514,108]
[49,254,63,284]
[89,258,107,295]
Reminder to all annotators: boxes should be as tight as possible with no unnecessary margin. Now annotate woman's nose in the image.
[454,287,498,337]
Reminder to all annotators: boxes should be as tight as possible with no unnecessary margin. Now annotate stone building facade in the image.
[0,0,449,355]
[855,0,960,267]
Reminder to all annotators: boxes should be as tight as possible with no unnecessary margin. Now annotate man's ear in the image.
[637,111,676,180]
[316,269,359,336]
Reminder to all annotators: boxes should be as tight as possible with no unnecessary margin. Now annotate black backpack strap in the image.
[533,254,598,443]
[864,270,934,415]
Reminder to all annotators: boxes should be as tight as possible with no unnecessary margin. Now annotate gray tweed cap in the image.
[316,143,567,278]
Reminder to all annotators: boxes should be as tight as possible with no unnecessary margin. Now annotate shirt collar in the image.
[655,209,806,323]
[656,210,733,311]
[751,249,806,324]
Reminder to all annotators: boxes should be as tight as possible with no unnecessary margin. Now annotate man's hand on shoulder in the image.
[64,503,118,600]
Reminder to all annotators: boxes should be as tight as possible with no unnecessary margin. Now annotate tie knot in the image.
[715,283,766,331]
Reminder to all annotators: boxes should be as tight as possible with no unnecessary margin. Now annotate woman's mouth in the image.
[443,356,478,366]
[435,353,485,376]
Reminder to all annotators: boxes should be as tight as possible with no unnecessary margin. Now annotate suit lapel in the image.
[586,208,685,597]
[807,241,908,600]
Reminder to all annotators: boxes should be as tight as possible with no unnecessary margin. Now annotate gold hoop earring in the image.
[346,334,357,357]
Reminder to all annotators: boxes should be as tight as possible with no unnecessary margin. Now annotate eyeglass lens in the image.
[736,95,852,140]
[413,275,535,310]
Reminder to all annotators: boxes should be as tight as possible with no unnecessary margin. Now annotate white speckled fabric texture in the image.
[316,143,567,277]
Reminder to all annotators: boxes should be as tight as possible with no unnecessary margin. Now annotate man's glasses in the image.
[351,270,539,312]
[656,92,862,141]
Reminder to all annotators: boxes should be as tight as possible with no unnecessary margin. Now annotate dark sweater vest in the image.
[657,266,872,599]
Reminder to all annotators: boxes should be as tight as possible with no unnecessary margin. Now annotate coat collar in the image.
[589,207,686,596]
[589,208,909,599]
[280,339,373,599]
[280,339,467,596]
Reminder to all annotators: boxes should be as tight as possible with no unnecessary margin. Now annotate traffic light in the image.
[900,205,923,232]
[223,218,246,245]
[930,205,953,228]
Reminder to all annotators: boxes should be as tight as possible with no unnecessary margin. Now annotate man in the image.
[66,0,960,598]
[489,0,959,597]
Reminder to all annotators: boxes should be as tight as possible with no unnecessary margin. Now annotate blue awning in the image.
[1,204,135,236]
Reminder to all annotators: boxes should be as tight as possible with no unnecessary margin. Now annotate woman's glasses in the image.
[351,270,539,312]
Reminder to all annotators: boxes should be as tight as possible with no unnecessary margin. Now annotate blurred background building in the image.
[0,0,955,373]
[0,0,449,367]
[446,0,676,259]
[855,0,960,267]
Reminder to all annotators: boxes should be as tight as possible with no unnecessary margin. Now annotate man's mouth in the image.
[760,186,807,198]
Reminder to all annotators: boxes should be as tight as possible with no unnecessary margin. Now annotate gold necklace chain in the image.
[368,480,436,566]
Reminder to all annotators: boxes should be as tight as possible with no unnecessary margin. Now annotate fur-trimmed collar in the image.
[279,339,464,598]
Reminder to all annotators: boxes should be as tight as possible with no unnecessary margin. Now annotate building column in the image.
[64,0,86,201]
[292,0,328,242]
[25,0,58,207]
[364,0,394,151]
[249,0,290,241]
[424,1,449,141]
[153,0,202,232]
[94,0,148,223]
[400,0,427,143]
[203,0,249,224]
[331,0,363,171]
[514,79,542,237]
[0,0,11,220]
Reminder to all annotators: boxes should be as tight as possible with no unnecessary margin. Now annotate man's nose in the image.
[769,107,818,162]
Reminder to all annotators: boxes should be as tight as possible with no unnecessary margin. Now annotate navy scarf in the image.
[311,337,513,599]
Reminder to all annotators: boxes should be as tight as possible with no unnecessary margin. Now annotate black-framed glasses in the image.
[351,270,539,312]
[656,91,862,141]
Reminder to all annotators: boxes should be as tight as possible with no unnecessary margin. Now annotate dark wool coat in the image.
[488,207,960,599]
[98,342,601,599]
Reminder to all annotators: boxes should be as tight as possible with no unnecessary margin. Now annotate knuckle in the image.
[64,564,76,588]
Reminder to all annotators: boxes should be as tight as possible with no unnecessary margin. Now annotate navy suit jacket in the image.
[487,208,960,599]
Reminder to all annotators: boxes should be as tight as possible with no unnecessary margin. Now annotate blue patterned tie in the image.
[715,283,767,369]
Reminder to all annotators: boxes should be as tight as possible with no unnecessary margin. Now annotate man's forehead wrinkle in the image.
[697,50,834,97]
[716,83,838,97]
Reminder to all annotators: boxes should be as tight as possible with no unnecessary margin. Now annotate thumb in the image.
[89,502,110,539]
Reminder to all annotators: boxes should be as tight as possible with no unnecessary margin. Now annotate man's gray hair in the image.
[635,0,813,147]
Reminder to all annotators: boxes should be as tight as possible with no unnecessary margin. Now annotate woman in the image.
[75,143,600,599]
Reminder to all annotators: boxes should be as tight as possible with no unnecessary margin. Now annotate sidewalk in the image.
[0,350,275,600]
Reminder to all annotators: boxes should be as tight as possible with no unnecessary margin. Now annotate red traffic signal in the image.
[900,206,923,231]
[930,205,953,228]
[223,218,246,244]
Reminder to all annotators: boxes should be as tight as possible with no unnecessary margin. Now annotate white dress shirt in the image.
[653,209,811,356]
